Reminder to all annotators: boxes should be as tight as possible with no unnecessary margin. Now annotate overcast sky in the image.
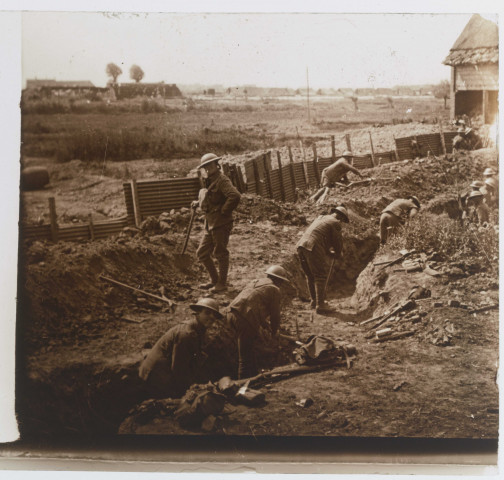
[21,11,481,89]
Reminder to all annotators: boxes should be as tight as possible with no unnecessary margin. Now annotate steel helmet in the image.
[470,180,485,189]
[265,265,291,284]
[341,150,353,157]
[331,206,349,223]
[198,153,222,169]
[468,190,484,199]
[189,298,223,319]
[408,195,421,209]
[485,178,497,190]
[483,167,496,177]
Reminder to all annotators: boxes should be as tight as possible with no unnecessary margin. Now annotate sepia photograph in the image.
[1,2,500,474]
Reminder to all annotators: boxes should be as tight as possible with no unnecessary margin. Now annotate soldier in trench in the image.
[379,196,420,244]
[310,151,363,202]
[138,298,223,398]
[463,190,490,225]
[226,265,292,380]
[296,206,349,314]
[192,153,241,293]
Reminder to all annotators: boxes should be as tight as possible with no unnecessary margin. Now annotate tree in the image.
[106,62,122,83]
[350,96,359,112]
[433,80,450,109]
[130,64,145,83]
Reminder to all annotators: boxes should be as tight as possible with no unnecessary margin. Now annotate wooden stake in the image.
[130,179,142,228]
[331,135,336,162]
[312,143,320,185]
[48,197,58,243]
[263,153,273,198]
[368,131,376,167]
[88,213,95,241]
[276,151,286,202]
[392,135,400,162]
[439,123,447,156]
[288,146,297,200]
[252,158,261,195]
[345,133,352,153]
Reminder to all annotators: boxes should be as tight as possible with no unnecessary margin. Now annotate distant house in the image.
[113,82,182,99]
[26,79,95,89]
[24,79,109,99]
[443,14,498,124]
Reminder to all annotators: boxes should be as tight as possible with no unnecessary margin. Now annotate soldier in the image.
[379,196,420,244]
[193,153,241,293]
[483,167,497,180]
[482,177,498,209]
[138,298,223,398]
[464,190,490,225]
[311,151,363,202]
[296,206,349,314]
[227,265,292,379]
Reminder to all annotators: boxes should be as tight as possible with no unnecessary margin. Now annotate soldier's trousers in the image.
[297,245,329,305]
[197,222,233,283]
[227,310,258,380]
[379,212,402,244]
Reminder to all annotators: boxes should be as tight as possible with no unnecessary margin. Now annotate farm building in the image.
[24,79,109,100]
[112,82,182,99]
[443,14,498,124]
[26,79,95,89]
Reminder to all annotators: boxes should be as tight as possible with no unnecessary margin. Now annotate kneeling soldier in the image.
[379,196,420,244]
[297,206,349,314]
[227,265,291,379]
[139,298,223,398]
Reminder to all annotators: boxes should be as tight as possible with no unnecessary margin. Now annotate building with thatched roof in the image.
[443,14,498,124]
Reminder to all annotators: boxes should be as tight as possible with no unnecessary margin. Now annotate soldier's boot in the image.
[315,281,334,315]
[211,257,229,293]
[199,259,219,289]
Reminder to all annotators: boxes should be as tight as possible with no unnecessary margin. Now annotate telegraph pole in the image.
[306,67,311,125]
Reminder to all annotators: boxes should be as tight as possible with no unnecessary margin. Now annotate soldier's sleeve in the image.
[138,337,168,380]
[220,176,241,215]
[269,288,282,335]
[346,162,362,176]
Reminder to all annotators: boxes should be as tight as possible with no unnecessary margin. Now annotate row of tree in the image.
[106,63,144,84]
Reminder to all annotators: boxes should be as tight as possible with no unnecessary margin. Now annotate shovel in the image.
[174,206,197,270]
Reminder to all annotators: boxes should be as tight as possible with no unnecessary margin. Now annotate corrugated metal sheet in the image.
[352,155,374,169]
[443,132,458,153]
[293,163,307,187]
[455,64,498,90]
[269,170,283,201]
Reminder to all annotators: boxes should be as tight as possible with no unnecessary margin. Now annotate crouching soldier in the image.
[227,265,292,379]
[139,298,223,398]
[193,153,241,293]
[379,196,420,244]
[464,190,490,225]
[297,206,349,314]
[311,151,363,202]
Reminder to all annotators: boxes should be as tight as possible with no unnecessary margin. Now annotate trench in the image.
[16,229,380,438]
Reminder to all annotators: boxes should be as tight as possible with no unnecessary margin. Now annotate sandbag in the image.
[21,166,50,191]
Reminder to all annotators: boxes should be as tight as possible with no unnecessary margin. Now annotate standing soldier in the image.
[138,298,223,398]
[227,265,292,379]
[193,153,241,293]
[296,206,349,314]
[311,151,364,202]
[379,196,420,244]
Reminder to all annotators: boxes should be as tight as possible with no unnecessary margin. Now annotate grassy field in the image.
[21,95,450,163]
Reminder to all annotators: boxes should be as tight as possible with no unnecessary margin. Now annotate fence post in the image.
[368,131,376,167]
[48,197,58,243]
[276,151,286,202]
[312,143,320,185]
[331,135,336,162]
[252,158,262,195]
[288,146,298,199]
[345,133,352,153]
[392,135,400,162]
[439,123,447,156]
[88,213,95,241]
[130,179,142,228]
[263,152,273,198]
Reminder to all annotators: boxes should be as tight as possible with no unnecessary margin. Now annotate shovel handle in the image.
[181,208,196,255]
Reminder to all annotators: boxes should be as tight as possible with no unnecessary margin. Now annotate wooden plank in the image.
[276,151,286,202]
[368,131,376,167]
[262,153,273,198]
[48,197,58,243]
[288,146,297,198]
[252,158,261,195]
[345,133,352,153]
[88,214,95,241]
[130,179,142,227]
[392,135,401,162]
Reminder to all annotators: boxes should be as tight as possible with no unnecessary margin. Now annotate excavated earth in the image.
[16,144,499,441]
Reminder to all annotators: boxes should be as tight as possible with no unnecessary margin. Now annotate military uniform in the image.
[379,198,419,244]
[227,278,281,379]
[139,319,206,398]
[196,170,241,287]
[296,215,343,309]
[464,202,490,225]
[320,157,361,187]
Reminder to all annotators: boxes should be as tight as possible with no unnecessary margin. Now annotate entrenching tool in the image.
[174,206,197,269]
[99,274,175,309]
[323,256,337,302]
